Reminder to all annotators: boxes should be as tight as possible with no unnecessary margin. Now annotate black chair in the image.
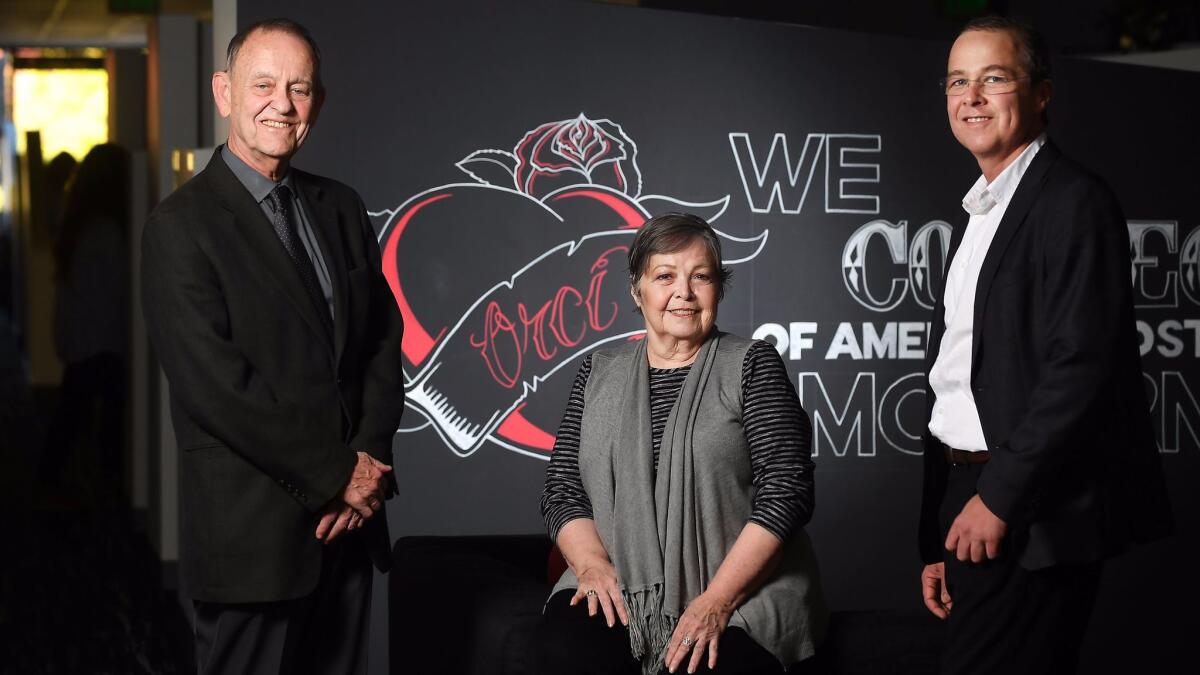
[390,535,943,675]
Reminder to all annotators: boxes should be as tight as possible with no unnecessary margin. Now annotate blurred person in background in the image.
[44,151,78,241]
[38,143,130,496]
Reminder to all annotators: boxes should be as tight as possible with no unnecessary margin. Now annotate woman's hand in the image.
[570,559,629,628]
[664,590,734,673]
[557,519,629,628]
[663,523,784,673]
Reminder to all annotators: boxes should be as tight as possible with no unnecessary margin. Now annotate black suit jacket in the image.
[918,141,1172,570]
[142,151,405,603]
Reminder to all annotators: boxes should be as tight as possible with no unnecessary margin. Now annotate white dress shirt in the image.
[928,134,1046,452]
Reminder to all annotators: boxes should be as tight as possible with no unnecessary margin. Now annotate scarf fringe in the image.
[623,584,677,675]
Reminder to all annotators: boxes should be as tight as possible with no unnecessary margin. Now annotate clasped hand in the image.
[315,451,392,543]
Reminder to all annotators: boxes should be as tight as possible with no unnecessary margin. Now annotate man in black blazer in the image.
[917,16,1172,674]
[141,18,404,674]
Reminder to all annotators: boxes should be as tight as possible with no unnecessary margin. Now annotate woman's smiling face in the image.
[632,237,719,345]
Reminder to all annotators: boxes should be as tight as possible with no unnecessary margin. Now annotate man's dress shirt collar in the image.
[221,144,293,202]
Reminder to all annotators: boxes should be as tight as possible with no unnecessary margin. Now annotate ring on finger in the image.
[585,589,597,597]
[681,635,694,648]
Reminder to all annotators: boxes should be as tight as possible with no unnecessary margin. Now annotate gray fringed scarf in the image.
[610,332,722,674]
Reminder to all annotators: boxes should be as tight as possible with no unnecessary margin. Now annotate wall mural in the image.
[375,114,766,459]
[371,111,1200,466]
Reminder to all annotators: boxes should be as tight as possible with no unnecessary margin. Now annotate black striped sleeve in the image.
[742,340,815,540]
[539,355,594,540]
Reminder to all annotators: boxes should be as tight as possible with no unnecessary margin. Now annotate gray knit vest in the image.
[550,332,827,668]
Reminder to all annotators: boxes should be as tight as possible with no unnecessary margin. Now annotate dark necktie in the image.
[265,184,332,335]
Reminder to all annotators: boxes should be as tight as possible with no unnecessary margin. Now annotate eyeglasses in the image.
[940,75,1030,96]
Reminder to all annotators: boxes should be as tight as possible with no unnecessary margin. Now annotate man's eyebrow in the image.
[247,72,313,86]
[946,64,1018,76]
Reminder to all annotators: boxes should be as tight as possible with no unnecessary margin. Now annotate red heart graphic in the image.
[379,183,649,456]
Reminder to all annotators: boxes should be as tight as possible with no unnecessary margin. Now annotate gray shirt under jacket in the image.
[221,145,334,319]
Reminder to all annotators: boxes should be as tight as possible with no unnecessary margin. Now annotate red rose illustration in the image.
[512,114,642,200]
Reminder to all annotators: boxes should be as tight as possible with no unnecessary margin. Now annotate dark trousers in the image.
[532,589,785,675]
[192,537,372,675]
[38,353,124,487]
[939,463,1102,675]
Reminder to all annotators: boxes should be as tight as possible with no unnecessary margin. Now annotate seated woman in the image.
[535,213,827,675]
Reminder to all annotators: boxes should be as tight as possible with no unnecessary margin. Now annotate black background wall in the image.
[240,1,1196,671]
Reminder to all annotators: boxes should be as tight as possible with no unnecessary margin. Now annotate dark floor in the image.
[0,330,194,674]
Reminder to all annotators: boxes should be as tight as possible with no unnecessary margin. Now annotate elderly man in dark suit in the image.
[917,16,1172,675]
[141,17,404,674]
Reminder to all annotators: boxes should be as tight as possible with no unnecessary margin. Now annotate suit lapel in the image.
[969,141,1060,369]
[944,214,968,267]
[203,153,334,350]
[926,218,967,376]
[294,170,350,364]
